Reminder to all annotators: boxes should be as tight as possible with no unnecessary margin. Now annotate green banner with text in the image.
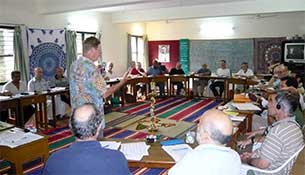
[179,39,190,74]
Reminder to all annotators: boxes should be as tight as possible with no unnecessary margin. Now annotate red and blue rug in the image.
[0,97,221,175]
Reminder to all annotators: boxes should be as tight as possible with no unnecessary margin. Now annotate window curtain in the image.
[14,25,29,82]
[143,34,149,70]
[127,33,132,69]
[65,30,77,78]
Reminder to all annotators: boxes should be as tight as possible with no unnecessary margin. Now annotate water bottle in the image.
[185,131,196,144]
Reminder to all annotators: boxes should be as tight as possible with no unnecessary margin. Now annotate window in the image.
[130,35,144,64]
[0,26,14,83]
[76,31,96,56]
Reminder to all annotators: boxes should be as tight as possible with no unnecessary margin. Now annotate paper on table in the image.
[224,111,239,117]
[233,127,239,134]
[231,103,261,111]
[0,128,43,148]
[51,87,66,92]
[0,96,10,100]
[120,142,150,161]
[162,144,193,162]
[230,115,246,122]
[100,141,121,150]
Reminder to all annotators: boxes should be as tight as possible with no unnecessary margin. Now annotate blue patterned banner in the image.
[27,28,66,80]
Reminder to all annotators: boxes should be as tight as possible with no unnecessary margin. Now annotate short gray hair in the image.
[201,122,232,145]
[70,103,102,139]
[275,92,299,117]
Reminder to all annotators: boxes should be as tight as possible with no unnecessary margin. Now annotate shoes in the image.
[55,114,63,120]
[24,125,37,133]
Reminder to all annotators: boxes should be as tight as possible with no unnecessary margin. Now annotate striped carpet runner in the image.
[0,97,221,175]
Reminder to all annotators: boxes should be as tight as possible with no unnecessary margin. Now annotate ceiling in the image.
[37,0,248,14]
[2,0,302,23]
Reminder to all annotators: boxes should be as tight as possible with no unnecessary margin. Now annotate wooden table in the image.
[44,89,69,127]
[169,75,190,97]
[128,141,175,168]
[101,138,176,168]
[0,129,49,175]
[0,97,19,124]
[19,94,48,129]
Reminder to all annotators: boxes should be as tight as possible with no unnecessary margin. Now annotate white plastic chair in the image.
[240,145,304,175]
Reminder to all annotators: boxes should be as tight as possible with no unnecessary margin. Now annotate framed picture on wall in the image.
[158,45,170,62]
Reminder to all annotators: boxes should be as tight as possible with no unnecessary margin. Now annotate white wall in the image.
[1,0,304,74]
[146,12,305,40]
[0,0,131,75]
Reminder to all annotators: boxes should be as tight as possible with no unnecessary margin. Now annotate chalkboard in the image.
[189,39,253,73]
[179,39,190,74]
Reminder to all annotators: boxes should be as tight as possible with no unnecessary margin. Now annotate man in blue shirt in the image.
[43,103,131,175]
[147,60,165,96]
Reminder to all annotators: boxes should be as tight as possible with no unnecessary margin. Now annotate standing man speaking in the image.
[69,37,128,133]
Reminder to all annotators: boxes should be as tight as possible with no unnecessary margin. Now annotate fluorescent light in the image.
[200,22,234,38]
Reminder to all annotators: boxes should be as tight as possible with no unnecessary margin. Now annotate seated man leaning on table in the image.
[28,67,49,92]
[239,92,304,175]
[233,62,254,93]
[235,62,254,79]
[43,103,131,175]
[27,67,65,125]
[49,66,70,118]
[265,64,289,89]
[192,63,211,96]
[249,76,305,130]
[209,59,231,99]
[147,59,166,96]
[1,70,35,124]
[129,61,147,99]
[168,109,241,175]
[169,62,185,95]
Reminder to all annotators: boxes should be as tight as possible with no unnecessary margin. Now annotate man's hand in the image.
[121,71,129,83]
[240,152,254,163]
[237,139,252,149]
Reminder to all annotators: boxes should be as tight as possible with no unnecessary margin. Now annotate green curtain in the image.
[143,34,149,70]
[127,33,132,69]
[13,25,29,82]
[65,30,77,78]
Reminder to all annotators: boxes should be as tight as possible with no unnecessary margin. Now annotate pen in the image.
[173,148,188,151]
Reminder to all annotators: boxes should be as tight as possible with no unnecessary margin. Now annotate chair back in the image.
[241,145,304,175]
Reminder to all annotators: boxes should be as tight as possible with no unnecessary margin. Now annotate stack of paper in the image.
[120,142,150,161]
[231,102,261,111]
[230,115,246,122]
[0,128,43,148]
[100,141,121,150]
[51,87,66,92]
[162,144,193,162]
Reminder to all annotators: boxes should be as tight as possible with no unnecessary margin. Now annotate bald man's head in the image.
[70,103,103,140]
[196,109,233,145]
[34,67,43,79]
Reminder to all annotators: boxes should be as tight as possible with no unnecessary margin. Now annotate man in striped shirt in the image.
[240,92,304,175]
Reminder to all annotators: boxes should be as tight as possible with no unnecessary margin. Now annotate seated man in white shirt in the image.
[27,67,60,124]
[1,71,35,124]
[104,62,118,81]
[168,109,241,175]
[209,60,231,98]
[234,62,254,92]
[235,62,254,78]
[3,70,27,95]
